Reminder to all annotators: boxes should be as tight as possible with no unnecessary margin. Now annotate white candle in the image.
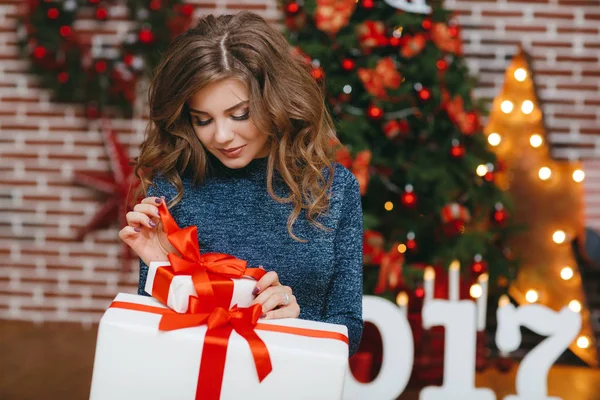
[424,267,435,303]
[477,273,488,331]
[396,291,408,318]
[449,260,460,301]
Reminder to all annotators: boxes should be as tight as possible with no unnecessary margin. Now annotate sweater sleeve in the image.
[137,174,177,296]
[324,167,364,356]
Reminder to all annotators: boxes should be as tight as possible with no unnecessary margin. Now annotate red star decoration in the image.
[73,119,141,264]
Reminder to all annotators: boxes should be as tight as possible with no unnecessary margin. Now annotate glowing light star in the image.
[488,133,501,146]
[573,169,585,183]
[530,134,543,148]
[501,100,514,114]
[397,244,407,253]
[476,164,488,176]
[396,291,408,306]
[553,230,566,244]
[577,336,590,349]
[538,167,552,180]
[521,100,534,114]
[470,284,482,298]
[561,266,574,280]
[525,289,538,303]
[514,68,527,82]
[569,300,582,313]
[384,201,394,211]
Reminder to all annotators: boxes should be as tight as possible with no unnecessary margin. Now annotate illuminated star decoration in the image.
[73,119,141,265]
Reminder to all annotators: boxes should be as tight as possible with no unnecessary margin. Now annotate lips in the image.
[221,146,244,153]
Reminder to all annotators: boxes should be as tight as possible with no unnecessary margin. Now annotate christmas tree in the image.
[281,1,517,300]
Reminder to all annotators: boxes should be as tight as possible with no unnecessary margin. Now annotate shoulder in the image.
[146,172,179,200]
[325,162,360,197]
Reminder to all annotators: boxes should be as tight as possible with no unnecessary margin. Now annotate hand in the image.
[251,270,300,320]
[118,196,179,266]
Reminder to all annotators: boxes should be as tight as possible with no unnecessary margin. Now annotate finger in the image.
[133,203,161,219]
[141,196,164,206]
[118,225,142,242]
[253,271,280,295]
[126,211,157,229]
[264,302,300,320]
[261,291,292,314]
[251,286,280,307]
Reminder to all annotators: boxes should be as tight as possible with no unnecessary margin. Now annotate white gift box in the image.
[144,261,258,313]
[89,293,349,400]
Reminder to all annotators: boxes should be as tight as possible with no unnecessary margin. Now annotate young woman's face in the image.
[187,78,270,169]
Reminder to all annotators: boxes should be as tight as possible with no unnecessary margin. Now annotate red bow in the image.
[156,201,265,311]
[160,299,273,400]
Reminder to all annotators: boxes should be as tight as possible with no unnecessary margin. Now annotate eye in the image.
[192,109,250,127]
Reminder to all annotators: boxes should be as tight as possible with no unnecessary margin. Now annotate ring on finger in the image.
[282,292,290,306]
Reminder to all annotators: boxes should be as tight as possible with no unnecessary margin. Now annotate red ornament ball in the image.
[58,72,69,84]
[47,8,59,19]
[484,171,494,182]
[421,19,432,30]
[139,28,155,44]
[406,239,417,250]
[448,26,459,37]
[33,46,46,59]
[311,67,324,80]
[179,4,194,16]
[472,261,485,273]
[494,209,508,223]
[450,144,465,158]
[150,0,162,11]
[286,2,300,14]
[401,191,416,207]
[437,59,448,71]
[342,59,355,71]
[367,104,383,120]
[415,287,425,298]
[59,26,72,37]
[418,88,431,101]
[389,37,401,47]
[95,60,107,73]
[362,0,374,8]
[124,54,134,66]
[96,7,108,20]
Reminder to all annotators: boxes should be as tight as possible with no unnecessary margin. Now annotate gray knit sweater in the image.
[138,154,364,355]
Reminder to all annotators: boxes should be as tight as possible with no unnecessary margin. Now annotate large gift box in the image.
[89,293,349,400]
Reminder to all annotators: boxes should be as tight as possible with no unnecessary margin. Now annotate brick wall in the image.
[1,0,598,324]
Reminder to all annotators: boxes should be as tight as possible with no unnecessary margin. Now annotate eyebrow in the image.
[188,100,249,115]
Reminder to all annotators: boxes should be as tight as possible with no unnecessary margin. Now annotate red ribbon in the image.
[154,202,266,311]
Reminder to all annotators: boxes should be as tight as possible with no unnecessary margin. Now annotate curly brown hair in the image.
[134,11,341,242]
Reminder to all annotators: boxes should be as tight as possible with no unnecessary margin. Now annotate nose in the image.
[214,120,235,145]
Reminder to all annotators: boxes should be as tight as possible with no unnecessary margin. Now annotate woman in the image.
[119,11,364,355]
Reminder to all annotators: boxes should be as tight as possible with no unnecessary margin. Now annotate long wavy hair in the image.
[134,11,341,242]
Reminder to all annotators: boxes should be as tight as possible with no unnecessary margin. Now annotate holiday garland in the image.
[17,0,195,118]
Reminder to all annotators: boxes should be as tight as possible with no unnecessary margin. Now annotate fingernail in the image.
[156,210,161,217]
[155,198,161,204]
[134,227,141,232]
[252,287,259,296]
[149,219,156,227]
[260,313,266,319]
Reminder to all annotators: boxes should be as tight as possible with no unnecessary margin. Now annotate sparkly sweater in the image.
[137,154,364,355]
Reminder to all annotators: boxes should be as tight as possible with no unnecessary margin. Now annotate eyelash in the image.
[192,110,250,127]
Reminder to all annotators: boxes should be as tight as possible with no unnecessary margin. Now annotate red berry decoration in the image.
[33,46,46,59]
[406,232,417,251]
[437,59,448,71]
[95,60,107,73]
[450,139,465,158]
[493,202,508,226]
[60,26,72,37]
[421,19,432,30]
[58,72,69,84]
[150,0,162,11]
[414,287,425,298]
[471,254,487,274]
[96,7,108,20]
[286,2,300,14]
[367,104,383,120]
[311,67,324,80]
[47,8,59,19]
[418,88,431,101]
[362,0,374,8]
[342,59,355,71]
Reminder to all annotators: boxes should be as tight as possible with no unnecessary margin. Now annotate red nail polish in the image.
[260,313,266,319]
[252,287,259,296]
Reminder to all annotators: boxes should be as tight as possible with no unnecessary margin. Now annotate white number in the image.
[420,300,495,400]
[343,296,414,400]
[496,304,581,400]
